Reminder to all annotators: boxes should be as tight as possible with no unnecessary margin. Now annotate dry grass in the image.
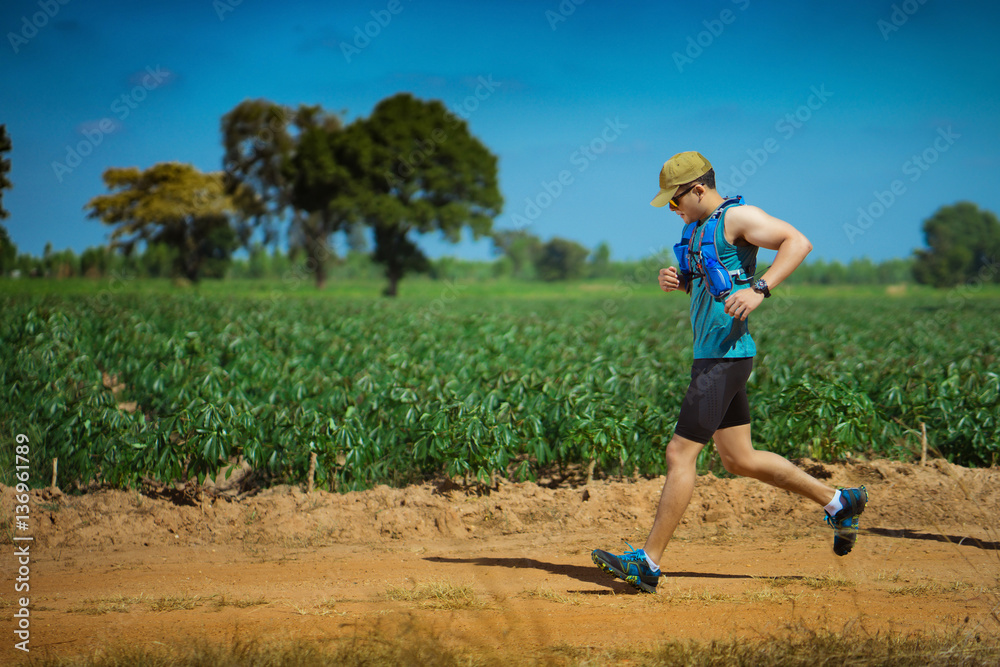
[67,594,146,615]
[290,597,348,617]
[316,597,339,611]
[800,573,856,590]
[212,594,269,609]
[383,580,492,610]
[888,581,972,597]
[148,594,208,612]
[520,587,583,605]
[874,568,904,583]
[650,586,799,606]
[750,574,854,590]
[67,593,272,615]
[648,589,742,604]
[742,587,800,604]
[19,625,1000,666]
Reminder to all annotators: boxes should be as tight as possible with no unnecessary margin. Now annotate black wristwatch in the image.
[752,278,771,298]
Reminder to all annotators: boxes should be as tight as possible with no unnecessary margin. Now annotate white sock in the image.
[643,550,660,573]
[824,490,843,518]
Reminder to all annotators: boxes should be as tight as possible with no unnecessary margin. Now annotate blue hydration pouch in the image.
[701,250,737,301]
[674,196,753,302]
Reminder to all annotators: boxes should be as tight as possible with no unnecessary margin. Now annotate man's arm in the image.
[722,205,813,320]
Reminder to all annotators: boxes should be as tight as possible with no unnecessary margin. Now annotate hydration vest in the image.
[672,196,755,302]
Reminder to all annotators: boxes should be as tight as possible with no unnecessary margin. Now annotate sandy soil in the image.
[2,458,998,663]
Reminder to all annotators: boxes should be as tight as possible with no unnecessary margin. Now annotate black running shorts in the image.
[674,357,753,445]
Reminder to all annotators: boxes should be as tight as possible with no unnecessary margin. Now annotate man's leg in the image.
[712,423,869,555]
[591,432,703,593]
[711,424,834,505]
[641,433,704,565]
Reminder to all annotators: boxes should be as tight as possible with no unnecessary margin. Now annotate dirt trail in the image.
[2,459,998,662]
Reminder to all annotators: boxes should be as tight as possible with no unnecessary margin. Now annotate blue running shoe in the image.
[591,543,659,593]
[825,486,868,556]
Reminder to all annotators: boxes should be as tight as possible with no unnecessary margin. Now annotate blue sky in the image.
[1,0,998,263]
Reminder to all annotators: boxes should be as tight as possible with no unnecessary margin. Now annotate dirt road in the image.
[2,458,998,663]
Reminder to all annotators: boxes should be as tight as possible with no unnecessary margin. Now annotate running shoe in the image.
[825,486,868,556]
[591,543,659,593]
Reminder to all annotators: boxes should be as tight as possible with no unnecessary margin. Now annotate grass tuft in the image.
[888,581,971,597]
[383,580,492,610]
[213,594,269,609]
[148,594,207,612]
[800,573,856,590]
[68,594,146,615]
[520,587,583,605]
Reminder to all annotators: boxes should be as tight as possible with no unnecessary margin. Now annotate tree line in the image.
[0,224,922,287]
[0,118,998,290]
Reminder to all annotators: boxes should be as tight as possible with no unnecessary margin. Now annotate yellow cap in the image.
[650,151,713,207]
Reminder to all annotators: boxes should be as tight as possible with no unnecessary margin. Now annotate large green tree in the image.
[0,124,12,220]
[913,202,1000,287]
[337,93,502,296]
[85,162,238,281]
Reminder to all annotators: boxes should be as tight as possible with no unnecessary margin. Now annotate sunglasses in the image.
[668,184,697,210]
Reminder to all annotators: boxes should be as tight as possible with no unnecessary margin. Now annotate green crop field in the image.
[2,278,998,492]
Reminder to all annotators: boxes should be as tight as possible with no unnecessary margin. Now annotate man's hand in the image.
[659,267,684,292]
[724,288,765,321]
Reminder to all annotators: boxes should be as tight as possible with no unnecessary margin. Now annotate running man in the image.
[592,151,868,594]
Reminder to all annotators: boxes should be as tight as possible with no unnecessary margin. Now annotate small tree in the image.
[85,162,238,282]
[913,202,1000,287]
[589,241,612,278]
[536,237,590,281]
[492,229,542,279]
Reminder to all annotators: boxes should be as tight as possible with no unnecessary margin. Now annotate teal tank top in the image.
[688,202,758,359]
